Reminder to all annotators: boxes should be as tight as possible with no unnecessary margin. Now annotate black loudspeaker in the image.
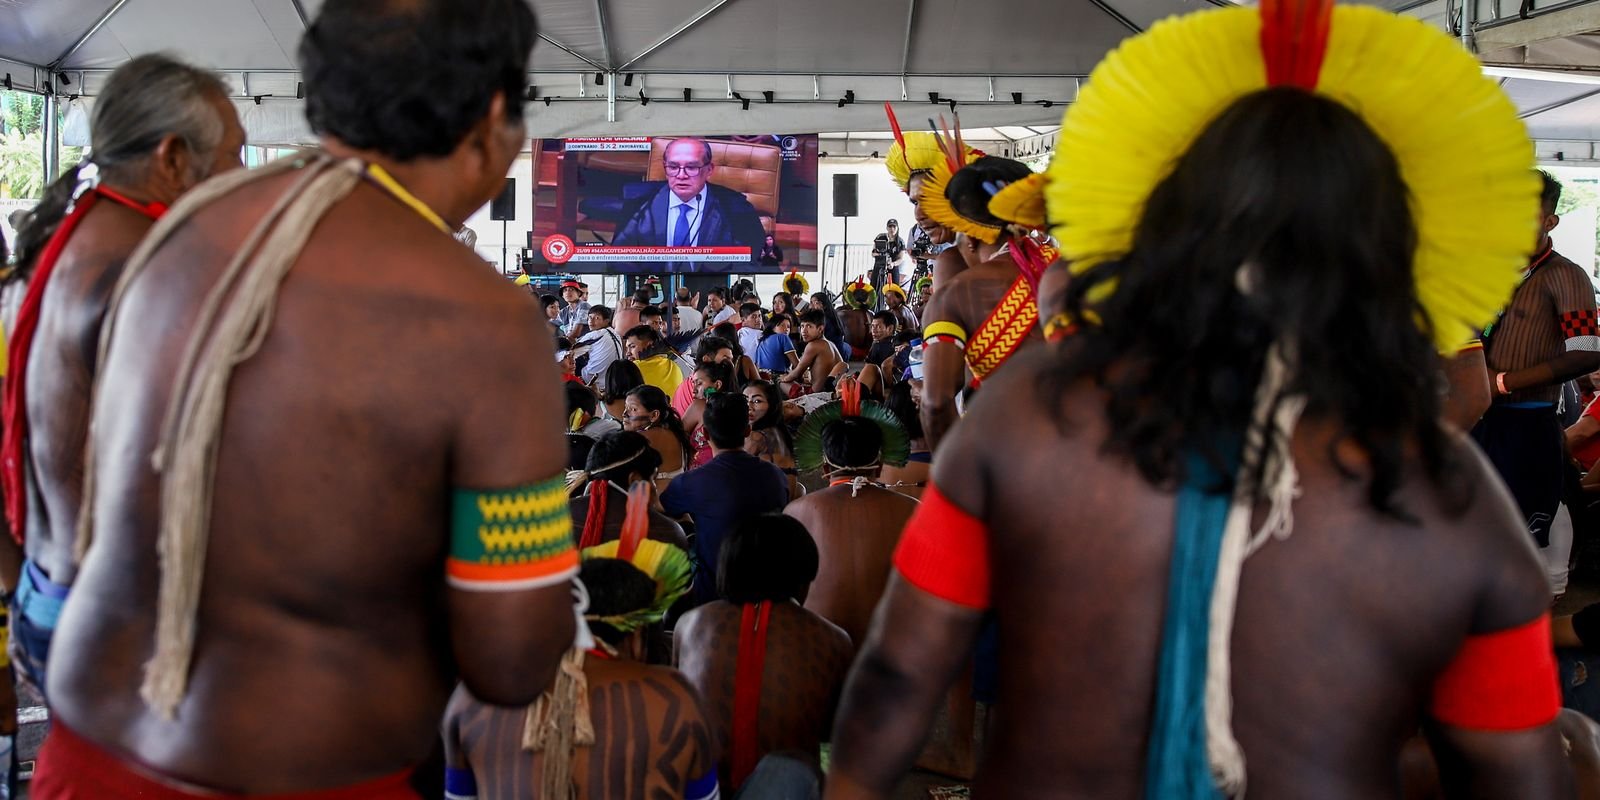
[490,178,517,221]
[833,173,858,218]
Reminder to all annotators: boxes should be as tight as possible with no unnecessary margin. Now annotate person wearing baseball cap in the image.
[555,279,590,338]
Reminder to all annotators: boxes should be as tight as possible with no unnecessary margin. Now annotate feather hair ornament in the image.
[617,480,651,563]
[792,384,912,474]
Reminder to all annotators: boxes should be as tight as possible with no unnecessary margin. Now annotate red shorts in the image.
[31,720,420,799]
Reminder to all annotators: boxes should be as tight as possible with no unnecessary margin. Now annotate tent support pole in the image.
[618,0,741,71]
[42,93,60,183]
[607,73,617,122]
[1518,86,1600,118]
[899,0,918,79]
[1085,0,1143,34]
[538,34,607,73]
[51,0,134,70]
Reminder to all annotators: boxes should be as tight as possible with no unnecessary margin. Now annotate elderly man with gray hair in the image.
[0,53,245,700]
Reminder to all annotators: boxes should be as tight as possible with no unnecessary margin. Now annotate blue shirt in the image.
[753,332,797,372]
[661,450,789,605]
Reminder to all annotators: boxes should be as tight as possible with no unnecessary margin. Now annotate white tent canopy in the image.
[3,0,1599,148]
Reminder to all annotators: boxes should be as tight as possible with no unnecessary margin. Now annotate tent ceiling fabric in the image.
[7,0,1600,147]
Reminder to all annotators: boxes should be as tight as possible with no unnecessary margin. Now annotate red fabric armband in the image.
[892,483,990,609]
[1430,616,1561,731]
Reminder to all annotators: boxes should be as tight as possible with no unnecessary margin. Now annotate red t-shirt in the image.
[1574,397,1600,470]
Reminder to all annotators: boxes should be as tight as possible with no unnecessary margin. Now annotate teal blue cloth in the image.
[1143,452,1235,800]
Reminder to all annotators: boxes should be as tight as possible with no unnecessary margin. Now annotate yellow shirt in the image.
[635,354,684,398]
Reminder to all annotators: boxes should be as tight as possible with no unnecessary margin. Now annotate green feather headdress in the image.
[793,378,911,473]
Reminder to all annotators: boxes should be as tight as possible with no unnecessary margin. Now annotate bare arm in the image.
[448,294,577,706]
[919,294,967,451]
[824,577,984,800]
[1568,415,1600,455]
[827,399,990,798]
[1426,724,1573,799]
[1497,352,1600,397]
[1444,348,1491,430]
[1495,264,1600,396]
[782,341,821,385]
[1426,444,1577,799]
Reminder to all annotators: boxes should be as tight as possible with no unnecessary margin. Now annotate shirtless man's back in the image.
[785,409,919,649]
[1,56,245,695]
[829,20,1568,797]
[40,2,576,795]
[789,484,916,649]
[912,355,1562,797]
[446,558,718,799]
[675,514,852,790]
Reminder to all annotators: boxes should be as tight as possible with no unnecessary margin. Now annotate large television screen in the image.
[528,135,819,275]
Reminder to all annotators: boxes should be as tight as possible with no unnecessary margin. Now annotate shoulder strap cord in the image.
[76,153,371,720]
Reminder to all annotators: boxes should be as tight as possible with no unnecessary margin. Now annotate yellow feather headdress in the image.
[1044,4,1538,352]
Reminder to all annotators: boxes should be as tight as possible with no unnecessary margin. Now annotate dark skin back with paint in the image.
[785,484,918,651]
[918,244,1042,451]
[444,659,715,798]
[49,128,575,790]
[827,346,1571,799]
[674,600,853,785]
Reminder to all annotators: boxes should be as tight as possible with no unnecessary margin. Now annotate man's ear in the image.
[151,133,194,192]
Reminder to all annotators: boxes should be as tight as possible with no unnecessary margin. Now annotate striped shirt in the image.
[1484,248,1599,404]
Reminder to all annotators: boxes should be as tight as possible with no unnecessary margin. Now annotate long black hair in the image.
[601,360,645,404]
[745,380,794,454]
[1044,88,1455,519]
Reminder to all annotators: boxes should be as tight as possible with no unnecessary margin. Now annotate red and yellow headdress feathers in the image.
[843,276,877,310]
[782,269,810,298]
[1045,0,1537,352]
[580,481,692,633]
[884,103,982,194]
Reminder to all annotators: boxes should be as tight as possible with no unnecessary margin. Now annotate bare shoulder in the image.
[798,605,852,650]
[1428,430,1551,631]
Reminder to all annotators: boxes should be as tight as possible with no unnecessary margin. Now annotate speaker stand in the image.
[500,219,509,277]
[837,217,848,294]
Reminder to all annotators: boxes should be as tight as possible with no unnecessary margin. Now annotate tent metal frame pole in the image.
[899,0,918,80]
[50,0,134,70]
[1086,0,1143,34]
[288,0,310,29]
[1461,0,1477,50]
[618,0,741,71]
[42,93,60,184]
[539,33,607,73]
[594,0,615,69]
[1473,0,1597,29]
[1517,86,1600,117]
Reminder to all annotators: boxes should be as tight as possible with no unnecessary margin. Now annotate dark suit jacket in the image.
[613,183,767,273]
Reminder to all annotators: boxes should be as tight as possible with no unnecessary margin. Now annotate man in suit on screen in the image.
[613,138,766,273]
